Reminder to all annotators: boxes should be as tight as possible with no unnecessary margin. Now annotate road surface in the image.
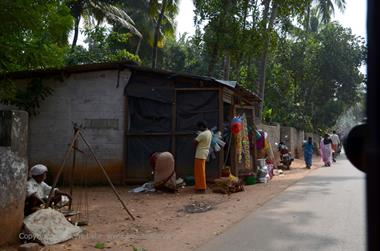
[197,157,366,251]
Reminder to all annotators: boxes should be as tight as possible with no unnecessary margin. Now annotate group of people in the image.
[150,120,212,193]
[26,124,342,216]
[25,120,211,217]
[303,130,341,168]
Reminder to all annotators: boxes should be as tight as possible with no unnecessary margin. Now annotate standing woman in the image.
[193,121,212,193]
[320,134,333,167]
[304,137,314,169]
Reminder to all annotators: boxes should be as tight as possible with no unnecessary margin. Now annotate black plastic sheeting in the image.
[125,73,173,103]
[125,73,220,180]
[176,91,219,132]
[128,97,172,132]
[126,136,172,179]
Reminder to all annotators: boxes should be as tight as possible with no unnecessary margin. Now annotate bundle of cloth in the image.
[212,174,244,194]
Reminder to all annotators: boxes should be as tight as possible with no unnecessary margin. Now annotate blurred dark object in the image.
[366,0,380,250]
[343,122,367,173]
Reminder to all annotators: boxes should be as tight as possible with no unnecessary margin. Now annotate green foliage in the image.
[158,33,208,75]
[185,0,365,132]
[0,0,73,73]
[264,22,366,131]
[95,242,105,249]
[65,27,141,65]
[0,78,53,116]
[0,0,72,115]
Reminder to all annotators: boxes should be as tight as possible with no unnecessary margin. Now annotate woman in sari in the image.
[303,137,314,169]
[320,134,333,167]
[149,152,177,192]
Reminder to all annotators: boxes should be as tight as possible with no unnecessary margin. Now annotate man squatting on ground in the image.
[24,164,71,215]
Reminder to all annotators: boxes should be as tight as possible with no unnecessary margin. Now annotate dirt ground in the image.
[3,157,322,251]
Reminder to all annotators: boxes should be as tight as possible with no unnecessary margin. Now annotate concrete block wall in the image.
[258,123,281,165]
[296,130,305,159]
[23,69,131,184]
[0,110,28,245]
[259,124,320,163]
[280,126,298,158]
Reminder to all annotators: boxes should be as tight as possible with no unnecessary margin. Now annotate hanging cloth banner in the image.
[241,113,252,170]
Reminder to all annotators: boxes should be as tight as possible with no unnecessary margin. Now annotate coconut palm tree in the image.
[67,0,141,48]
[317,0,346,24]
[121,0,178,67]
[304,0,346,31]
[150,0,179,69]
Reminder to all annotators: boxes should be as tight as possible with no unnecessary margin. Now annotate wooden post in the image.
[69,126,79,209]
[79,131,135,220]
[123,96,129,185]
[46,130,81,208]
[218,87,224,175]
[171,89,177,156]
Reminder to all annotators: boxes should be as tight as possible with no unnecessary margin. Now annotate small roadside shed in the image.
[4,62,261,184]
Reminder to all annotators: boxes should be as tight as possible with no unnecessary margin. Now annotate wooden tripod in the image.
[46,127,135,220]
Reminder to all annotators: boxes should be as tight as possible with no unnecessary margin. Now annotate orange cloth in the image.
[332,144,337,153]
[194,158,206,190]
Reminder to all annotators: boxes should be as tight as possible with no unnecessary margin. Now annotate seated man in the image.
[25,164,71,216]
[149,152,177,193]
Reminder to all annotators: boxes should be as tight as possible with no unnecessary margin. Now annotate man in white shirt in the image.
[330,130,341,162]
[25,164,71,215]
[193,121,212,193]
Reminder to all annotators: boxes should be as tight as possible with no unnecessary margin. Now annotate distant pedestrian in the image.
[303,137,314,169]
[320,134,333,167]
[330,130,341,162]
[193,120,212,193]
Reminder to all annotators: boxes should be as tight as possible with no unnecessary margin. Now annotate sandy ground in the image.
[3,157,322,251]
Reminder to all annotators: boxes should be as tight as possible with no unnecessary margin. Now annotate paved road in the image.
[197,156,366,251]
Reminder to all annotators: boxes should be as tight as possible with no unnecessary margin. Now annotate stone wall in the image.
[296,130,305,159]
[0,110,28,245]
[15,69,131,184]
[258,123,281,165]
[259,124,320,163]
[280,126,298,158]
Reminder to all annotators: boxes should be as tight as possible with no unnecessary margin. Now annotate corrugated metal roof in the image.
[4,61,261,102]
[214,79,237,88]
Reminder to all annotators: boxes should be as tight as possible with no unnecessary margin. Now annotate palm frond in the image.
[106,12,143,38]
[89,1,142,38]
[333,0,346,12]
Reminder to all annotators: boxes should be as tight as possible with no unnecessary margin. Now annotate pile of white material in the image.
[23,208,82,245]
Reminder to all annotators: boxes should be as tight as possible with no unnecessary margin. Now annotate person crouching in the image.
[149,152,177,193]
[24,164,71,216]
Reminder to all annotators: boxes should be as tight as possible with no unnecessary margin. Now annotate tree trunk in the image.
[152,0,167,69]
[135,37,142,55]
[257,1,278,121]
[208,43,219,76]
[223,54,230,80]
[304,2,311,32]
[71,15,81,48]
[235,0,250,82]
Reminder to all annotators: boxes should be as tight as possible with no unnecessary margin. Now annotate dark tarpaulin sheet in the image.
[125,74,174,103]
[126,136,171,179]
[128,97,171,132]
[176,91,219,132]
